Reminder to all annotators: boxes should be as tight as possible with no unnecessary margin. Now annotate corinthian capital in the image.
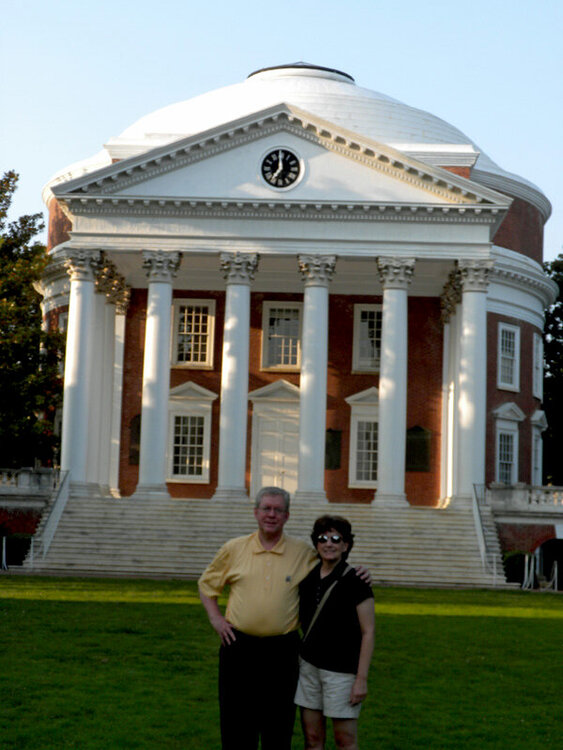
[376,257,416,289]
[142,250,181,282]
[64,249,102,282]
[298,254,337,287]
[458,259,494,292]
[440,268,462,323]
[220,252,259,284]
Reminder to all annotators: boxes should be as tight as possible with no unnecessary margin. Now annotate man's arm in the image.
[350,598,375,705]
[199,591,237,645]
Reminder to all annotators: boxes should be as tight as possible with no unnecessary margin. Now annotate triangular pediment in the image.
[249,379,300,402]
[345,387,379,406]
[52,104,511,222]
[492,402,526,422]
[169,381,218,402]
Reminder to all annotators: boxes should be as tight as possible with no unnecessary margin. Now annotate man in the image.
[198,487,371,750]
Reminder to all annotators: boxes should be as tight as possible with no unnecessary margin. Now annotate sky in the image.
[2,0,562,261]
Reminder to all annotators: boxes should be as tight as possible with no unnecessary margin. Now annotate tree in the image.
[543,253,563,485]
[0,171,63,468]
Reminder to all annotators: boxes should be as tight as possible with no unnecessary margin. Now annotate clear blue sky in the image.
[2,0,562,261]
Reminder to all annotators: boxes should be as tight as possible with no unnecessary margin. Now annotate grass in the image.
[0,578,561,749]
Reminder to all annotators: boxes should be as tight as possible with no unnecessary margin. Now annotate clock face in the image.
[261,149,301,188]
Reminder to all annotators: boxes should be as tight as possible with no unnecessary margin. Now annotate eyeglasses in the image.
[316,534,344,544]
[257,505,286,515]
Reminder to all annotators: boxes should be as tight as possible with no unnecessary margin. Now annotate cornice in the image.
[471,168,551,222]
[60,195,504,225]
[52,105,512,211]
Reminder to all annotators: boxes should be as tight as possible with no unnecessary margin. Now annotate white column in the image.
[375,257,415,506]
[134,251,180,498]
[61,249,101,494]
[456,259,493,502]
[213,252,259,501]
[293,254,336,504]
[109,297,129,495]
[85,291,107,489]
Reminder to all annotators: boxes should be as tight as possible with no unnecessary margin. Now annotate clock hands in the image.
[272,150,284,179]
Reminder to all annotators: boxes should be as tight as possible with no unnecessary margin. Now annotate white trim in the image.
[352,303,382,372]
[533,332,543,400]
[346,388,379,489]
[171,298,215,368]
[261,301,302,371]
[166,382,217,483]
[497,322,520,392]
[492,403,525,486]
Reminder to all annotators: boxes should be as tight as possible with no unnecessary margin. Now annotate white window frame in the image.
[532,332,543,400]
[530,410,548,486]
[492,402,525,486]
[171,299,215,368]
[261,301,302,371]
[352,304,382,372]
[345,388,379,489]
[497,322,520,392]
[167,382,217,484]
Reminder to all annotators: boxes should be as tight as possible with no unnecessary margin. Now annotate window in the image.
[352,304,382,372]
[172,299,215,367]
[345,387,379,488]
[172,415,205,477]
[497,323,520,391]
[261,302,302,370]
[167,382,217,483]
[497,431,515,485]
[492,402,525,486]
[531,410,548,486]
[533,332,543,400]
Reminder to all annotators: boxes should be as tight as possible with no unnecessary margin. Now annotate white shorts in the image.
[294,657,362,719]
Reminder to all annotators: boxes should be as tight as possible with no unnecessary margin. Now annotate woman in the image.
[295,516,375,750]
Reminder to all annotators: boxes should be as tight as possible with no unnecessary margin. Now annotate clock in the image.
[261,148,301,189]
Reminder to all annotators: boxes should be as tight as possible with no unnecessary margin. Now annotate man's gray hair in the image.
[254,486,290,511]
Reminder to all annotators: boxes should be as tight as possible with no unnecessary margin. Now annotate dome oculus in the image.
[261,148,301,188]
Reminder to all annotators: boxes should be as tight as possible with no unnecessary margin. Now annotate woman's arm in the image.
[350,598,375,705]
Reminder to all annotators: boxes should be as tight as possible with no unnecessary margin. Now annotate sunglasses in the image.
[316,534,344,544]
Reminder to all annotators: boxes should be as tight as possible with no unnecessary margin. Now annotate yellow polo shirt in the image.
[198,532,317,637]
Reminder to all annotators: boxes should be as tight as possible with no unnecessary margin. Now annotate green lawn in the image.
[1,578,561,749]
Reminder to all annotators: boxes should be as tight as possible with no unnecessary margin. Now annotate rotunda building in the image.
[42,62,556,512]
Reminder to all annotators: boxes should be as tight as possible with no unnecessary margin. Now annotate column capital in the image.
[95,257,131,312]
[298,254,337,287]
[376,257,416,289]
[458,259,494,292]
[440,268,462,323]
[64,249,102,282]
[142,250,181,282]
[220,252,259,284]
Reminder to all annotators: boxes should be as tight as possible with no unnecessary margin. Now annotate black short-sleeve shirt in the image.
[299,560,373,674]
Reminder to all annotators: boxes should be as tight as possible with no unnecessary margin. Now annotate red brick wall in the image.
[486,313,543,485]
[496,523,555,553]
[47,199,72,250]
[118,291,445,505]
[492,198,543,264]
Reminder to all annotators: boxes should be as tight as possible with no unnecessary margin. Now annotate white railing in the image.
[472,484,499,585]
[29,470,70,564]
[487,485,563,510]
[0,468,59,494]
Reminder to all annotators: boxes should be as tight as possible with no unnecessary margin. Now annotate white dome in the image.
[48,64,550,218]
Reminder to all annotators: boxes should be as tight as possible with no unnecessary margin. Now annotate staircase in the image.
[23,495,507,587]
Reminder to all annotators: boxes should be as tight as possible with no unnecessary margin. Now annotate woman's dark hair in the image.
[311,515,354,560]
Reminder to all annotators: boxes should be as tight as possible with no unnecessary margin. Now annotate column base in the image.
[374,492,409,508]
[130,483,170,500]
[292,490,328,504]
[212,487,250,502]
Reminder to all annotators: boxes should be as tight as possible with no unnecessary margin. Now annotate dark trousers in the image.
[218,629,300,750]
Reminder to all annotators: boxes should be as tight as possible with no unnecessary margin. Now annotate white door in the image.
[253,413,299,496]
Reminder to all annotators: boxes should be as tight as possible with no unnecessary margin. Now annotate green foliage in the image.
[1,579,562,749]
[0,171,63,467]
[543,254,563,484]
